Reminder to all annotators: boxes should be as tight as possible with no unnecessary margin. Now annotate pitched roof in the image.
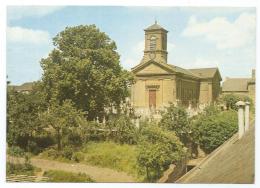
[222,78,252,92]
[144,21,168,32]
[169,65,200,78]
[131,60,223,81]
[132,60,200,79]
[189,68,221,79]
[176,125,255,183]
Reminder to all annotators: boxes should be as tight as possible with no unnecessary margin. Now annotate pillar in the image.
[245,102,250,132]
[236,101,245,139]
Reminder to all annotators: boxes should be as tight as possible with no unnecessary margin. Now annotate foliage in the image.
[71,152,85,162]
[107,114,138,144]
[7,146,25,157]
[40,25,134,120]
[7,86,45,151]
[44,170,94,182]
[6,162,37,176]
[191,110,238,153]
[160,104,191,145]
[137,122,185,182]
[82,141,138,177]
[221,94,253,110]
[40,100,86,150]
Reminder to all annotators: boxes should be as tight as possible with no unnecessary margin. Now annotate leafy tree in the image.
[7,86,45,151]
[137,122,185,182]
[221,94,253,110]
[40,100,86,150]
[191,110,237,153]
[160,104,191,145]
[107,114,138,144]
[40,25,134,120]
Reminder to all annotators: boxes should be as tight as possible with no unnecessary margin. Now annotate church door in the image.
[149,90,156,108]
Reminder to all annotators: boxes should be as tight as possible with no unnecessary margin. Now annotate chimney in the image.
[252,69,255,79]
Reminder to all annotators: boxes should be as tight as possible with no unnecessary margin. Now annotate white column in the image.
[245,102,250,132]
[236,101,245,139]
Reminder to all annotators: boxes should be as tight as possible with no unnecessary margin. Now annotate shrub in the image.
[61,146,74,160]
[72,152,85,162]
[107,114,138,144]
[7,146,25,157]
[6,161,40,176]
[160,104,191,146]
[192,110,238,153]
[40,148,60,159]
[222,94,253,111]
[44,170,94,182]
[137,122,186,182]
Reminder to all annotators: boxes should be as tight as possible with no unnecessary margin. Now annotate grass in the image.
[38,141,140,179]
[82,141,138,176]
[6,162,41,176]
[44,170,94,182]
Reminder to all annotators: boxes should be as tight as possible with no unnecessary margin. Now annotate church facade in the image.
[130,22,222,113]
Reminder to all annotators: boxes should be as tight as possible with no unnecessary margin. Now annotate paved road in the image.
[7,156,136,183]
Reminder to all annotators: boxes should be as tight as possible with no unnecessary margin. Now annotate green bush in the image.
[222,94,253,111]
[6,162,39,176]
[72,152,85,162]
[160,104,190,146]
[44,170,94,182]
[39,148,60,159]
[137,122,186,182]
[192,110,238,153]
[7,146,25,157]
[61,146,74,160]
[107,114,138,144]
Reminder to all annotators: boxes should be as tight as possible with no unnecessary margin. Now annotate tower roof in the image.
[144,21,168,32]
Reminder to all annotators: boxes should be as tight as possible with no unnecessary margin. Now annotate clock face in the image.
[149,52,156,60]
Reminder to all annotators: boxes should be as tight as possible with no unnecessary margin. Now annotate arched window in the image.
[150,36,156,51]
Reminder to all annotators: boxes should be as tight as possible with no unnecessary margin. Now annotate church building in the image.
[130,22,222,113]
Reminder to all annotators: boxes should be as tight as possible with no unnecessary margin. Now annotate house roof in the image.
[189,68,221,80]
[169,65,200,78]
[132,60,220,80]
[176,124,255,183]
[222,78,252,92]
[144,21,168,32]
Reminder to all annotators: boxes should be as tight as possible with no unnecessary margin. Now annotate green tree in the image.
[191,110,238,153]
[40,25,134,120]
[107,114,138,144]
[40,100,86,150]
[7,85,45,151]
[221,94,253,110]
[137,122,185,182]
[160,104,191,145]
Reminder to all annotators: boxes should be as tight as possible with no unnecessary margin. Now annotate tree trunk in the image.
[57,129,61,151]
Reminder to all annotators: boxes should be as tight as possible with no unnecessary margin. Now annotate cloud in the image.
[180,7,255,16]
[193,57,219,68]
[7,26,51,44]
[182,12,256,49]
[7,6,64,20]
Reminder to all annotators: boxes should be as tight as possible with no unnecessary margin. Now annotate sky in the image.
[6,6,256,85]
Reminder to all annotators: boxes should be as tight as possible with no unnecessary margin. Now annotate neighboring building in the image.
[222,69,255,101]
[9,82,34,94]
[130,22,222,114]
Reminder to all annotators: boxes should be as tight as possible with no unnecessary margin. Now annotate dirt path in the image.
[7,156,136,183]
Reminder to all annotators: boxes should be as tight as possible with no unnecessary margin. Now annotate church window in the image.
[150,36,156,51]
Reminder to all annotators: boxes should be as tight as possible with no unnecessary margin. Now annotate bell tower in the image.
[142,21,168,63]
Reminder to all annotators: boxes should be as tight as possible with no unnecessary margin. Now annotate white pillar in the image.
[245,102,250,132]
[236,101,245,139]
